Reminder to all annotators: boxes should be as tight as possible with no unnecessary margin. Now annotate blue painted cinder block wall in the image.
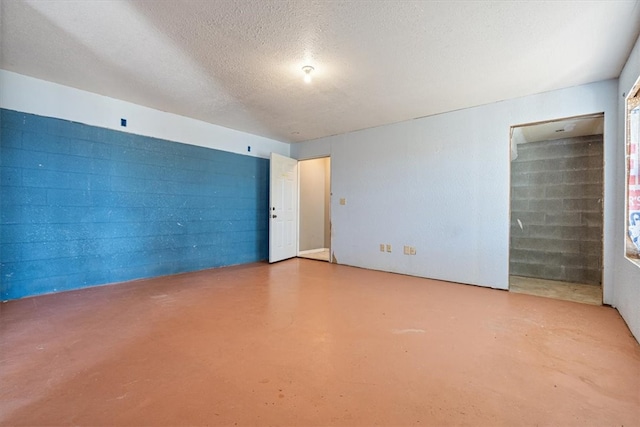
[0,109,269,300]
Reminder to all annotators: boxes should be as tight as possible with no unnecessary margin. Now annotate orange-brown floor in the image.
[1,259,638,426]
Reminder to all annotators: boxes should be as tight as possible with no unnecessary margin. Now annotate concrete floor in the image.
[509,275,602,305]
[1,259,638,426]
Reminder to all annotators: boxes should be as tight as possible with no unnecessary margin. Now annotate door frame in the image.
[507,113,605,302]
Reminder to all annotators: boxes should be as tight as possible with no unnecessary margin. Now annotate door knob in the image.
[272,214,278,218]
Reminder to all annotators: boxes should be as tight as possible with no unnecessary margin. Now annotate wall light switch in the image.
[403,246,410,255]
[386,244,392,253]
[340,198,346,205]
[380,244,385,252]
[410,247,416,255]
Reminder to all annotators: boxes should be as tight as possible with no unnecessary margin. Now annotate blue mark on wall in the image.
[0,109,269,300]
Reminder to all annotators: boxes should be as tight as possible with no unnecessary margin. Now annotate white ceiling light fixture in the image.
[302,65,314,84]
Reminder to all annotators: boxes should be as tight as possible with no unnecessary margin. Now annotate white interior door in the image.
[269,153,298,263]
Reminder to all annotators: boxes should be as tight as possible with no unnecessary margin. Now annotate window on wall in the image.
[626,77,640,265]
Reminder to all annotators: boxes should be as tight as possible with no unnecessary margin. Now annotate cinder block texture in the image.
[0,109,269,300]
[510,135,603,284]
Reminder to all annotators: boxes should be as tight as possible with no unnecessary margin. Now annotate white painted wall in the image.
[292,80,619,302]
[0,70,290,159]
[615,35,640,341]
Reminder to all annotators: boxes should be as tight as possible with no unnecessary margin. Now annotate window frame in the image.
[625,75,640,266]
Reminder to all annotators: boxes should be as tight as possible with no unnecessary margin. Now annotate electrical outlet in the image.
[380,244,385,252]
[386,244,392,253]
[410,247,416,255]
[403,245,410,255]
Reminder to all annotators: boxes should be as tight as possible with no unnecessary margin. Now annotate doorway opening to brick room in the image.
[509,114,604,305]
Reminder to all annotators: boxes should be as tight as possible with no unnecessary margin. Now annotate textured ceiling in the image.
[2,1,640,143]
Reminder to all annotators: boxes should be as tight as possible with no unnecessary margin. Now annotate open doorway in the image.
[509,114,604,304]
[298,157,331,262]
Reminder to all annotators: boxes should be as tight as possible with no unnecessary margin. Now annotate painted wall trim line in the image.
[0,70,290,159]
